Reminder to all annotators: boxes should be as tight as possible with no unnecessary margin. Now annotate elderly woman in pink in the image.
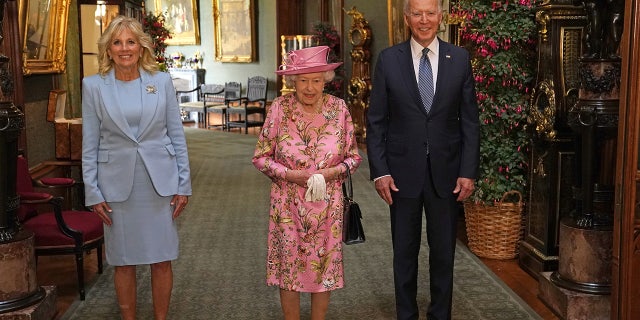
[253,45,362,319]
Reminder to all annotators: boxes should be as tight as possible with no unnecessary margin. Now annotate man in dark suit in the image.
[366,0,480,319]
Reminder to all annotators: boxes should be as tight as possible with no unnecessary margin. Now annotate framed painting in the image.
[18,0,70,75]
[387,0,409,46]
[155,0,201,45]
[213,0,256,63]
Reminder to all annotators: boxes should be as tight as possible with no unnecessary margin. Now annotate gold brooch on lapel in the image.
[446,55,451,59]
[146,85,157,94]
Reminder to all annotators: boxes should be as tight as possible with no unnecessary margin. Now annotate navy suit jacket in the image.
[82,69,192,206]
[366,39,480,198]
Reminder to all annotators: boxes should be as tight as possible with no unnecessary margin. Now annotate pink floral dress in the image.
[252,93,362,292]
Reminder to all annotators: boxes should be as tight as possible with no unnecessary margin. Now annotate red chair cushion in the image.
[17,206,36,223]
[16,156,34,193]
[17,192,52,222]
[40,177,75,186]
[23,211,104,247]
[19,192,53,201]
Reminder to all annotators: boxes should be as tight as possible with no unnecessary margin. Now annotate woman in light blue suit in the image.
[82,16,191,320]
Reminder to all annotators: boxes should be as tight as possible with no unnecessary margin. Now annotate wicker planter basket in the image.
[463,191,524,260]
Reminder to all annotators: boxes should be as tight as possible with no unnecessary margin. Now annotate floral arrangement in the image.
[142,11,173,71]
[171,52,185,67]
[193,50,204,68]
[171,52,184,61]
[450,0,538,204]
[312,22,343,97]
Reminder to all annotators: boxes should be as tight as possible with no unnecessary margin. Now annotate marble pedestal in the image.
[0,231,56,319]
[538,222,612,319]
[539,272,610,319]
[0,287,57,320]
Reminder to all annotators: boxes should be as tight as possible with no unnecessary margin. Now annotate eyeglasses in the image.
[407,11,439,20]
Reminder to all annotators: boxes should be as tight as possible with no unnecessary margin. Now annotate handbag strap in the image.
[341,162,353,199]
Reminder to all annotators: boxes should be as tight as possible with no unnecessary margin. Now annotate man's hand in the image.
[374,176,399,205]
[453,177,475,201]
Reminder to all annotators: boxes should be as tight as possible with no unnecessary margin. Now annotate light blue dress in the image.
[104,79,179,266]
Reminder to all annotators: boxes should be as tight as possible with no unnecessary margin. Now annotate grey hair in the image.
[404,0,443,13]
[284,70,336,88]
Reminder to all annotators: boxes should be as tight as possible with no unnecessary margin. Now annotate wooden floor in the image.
[34,116,559,319]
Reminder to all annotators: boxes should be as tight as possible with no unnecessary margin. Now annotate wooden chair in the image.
[176,84,224,126]
[16,156,104,301]
[227,76,268,134]
[173,78,201,124]
[207,82,242,131]
[201,84,226,127]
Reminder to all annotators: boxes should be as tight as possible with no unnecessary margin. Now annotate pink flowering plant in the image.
[312,22,344,97]
[142,12,173,71]
[450,0,537,203]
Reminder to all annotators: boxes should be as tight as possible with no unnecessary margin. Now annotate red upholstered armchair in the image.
[16,155,104,300]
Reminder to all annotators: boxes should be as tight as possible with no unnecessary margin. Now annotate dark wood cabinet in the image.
[612,0,640,316]
[518,1,587,278]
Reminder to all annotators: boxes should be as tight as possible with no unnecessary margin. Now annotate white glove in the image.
[305,174,327,202]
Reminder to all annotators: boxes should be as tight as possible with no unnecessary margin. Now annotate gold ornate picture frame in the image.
[18,0,70,75]
[213,0,256,63]
[155,0,201,45]
[388,0,409,45]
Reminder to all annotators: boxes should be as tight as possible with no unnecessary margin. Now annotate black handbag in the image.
[342,163,365,245]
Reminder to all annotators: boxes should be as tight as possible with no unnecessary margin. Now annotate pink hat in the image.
[276,46,342,75]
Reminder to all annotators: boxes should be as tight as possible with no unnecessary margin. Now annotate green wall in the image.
[149,0,279,100]
[343,0,393,88]
[150,0,393,101]
[21,0,396,165]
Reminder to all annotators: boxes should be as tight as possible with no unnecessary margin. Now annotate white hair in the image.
[404,0,443,13]
[283,70,336,88]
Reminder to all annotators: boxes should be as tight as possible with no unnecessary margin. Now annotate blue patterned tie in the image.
[418,48,434,113]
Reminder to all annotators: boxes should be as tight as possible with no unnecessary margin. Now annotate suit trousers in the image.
[389,158,459,320]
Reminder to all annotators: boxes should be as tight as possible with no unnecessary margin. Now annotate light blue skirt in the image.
[104,154,179,266]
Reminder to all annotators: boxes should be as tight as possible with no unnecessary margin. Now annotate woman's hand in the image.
[91,201,113,226]
[317,165,343,182]
[171,195,189,219]
[285,169,313,187]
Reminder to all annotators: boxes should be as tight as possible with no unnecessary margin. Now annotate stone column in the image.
[0,1,56,316]
[538,58,618,319]
[538,1,623,318]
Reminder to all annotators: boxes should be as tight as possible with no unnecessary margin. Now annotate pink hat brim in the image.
[275,62,343,75]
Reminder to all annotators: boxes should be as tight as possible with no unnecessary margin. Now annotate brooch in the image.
[146,85,157,94]
[322,109,337,121]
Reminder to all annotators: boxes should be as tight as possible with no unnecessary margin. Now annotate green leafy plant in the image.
[450,0,537,204]
[312,22,344,97]
[142,12,173,71]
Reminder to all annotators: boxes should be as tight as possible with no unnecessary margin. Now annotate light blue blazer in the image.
[82,69,192,206]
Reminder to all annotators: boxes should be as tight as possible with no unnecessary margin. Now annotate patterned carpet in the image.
[61,128,541,319]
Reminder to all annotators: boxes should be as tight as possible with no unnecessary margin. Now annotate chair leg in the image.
[75,252,86,300]
[97,242,104,274]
